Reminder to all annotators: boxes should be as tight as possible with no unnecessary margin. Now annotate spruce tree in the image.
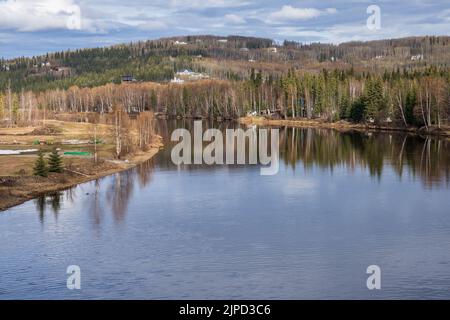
[405,88,417,125]
[364,77,385,122]
[33,151,48,177]
[339,93,351,119]
[350,97,366,123]
[48,148,63,173]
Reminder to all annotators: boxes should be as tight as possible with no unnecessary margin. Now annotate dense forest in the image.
[0,35,449,128]
[2,35,450,92]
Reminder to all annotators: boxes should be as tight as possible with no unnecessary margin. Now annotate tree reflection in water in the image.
[158,120,449,188]
[34,160,156,225]
[105,159,155,223]
[34,192,63,223]
[277,127,449,187]
[88,180,104,232]
[33,122,449,224]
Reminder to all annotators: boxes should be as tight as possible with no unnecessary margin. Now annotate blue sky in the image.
[0,0,449,58]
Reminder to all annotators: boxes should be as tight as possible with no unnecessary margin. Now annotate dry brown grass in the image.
[0,119,163,211]
[0,120,113,145]
[0,144,162,211]
[0,156,35,176]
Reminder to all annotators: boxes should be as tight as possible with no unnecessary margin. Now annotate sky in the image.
[0,0,449,59]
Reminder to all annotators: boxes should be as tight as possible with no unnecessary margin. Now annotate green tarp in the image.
[63,151,92,156]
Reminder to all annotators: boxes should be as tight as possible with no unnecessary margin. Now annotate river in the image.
[1,120,449,299]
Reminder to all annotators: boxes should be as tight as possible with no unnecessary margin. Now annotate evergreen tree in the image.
[314,75,325,116]
[48,148,64,173]
[405,87,417,125]
[33,151,48,177]
[339,93,351,119]
[364,77,385,122]
[350,97,366,122]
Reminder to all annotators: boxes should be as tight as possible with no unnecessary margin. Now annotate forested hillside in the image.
[2,35,450,92]
[0,35,449,129]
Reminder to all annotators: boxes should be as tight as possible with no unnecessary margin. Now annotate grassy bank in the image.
[0,120,163,211]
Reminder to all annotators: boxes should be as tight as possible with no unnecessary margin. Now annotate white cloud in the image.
[274,20,450,45]
[224,14,246,25]
[437,9,450,22]
[137,20,168,31]
[267,5,337,24]
[169,0,251,9]
[0,0,86,32]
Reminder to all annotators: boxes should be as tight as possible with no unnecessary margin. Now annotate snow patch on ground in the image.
[0,149,38,155]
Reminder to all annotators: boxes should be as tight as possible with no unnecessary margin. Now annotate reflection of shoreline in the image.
[240,116,450,137]
[35,192,63,223]
[35,160,157,224]
[158,120,449,188]
[0,145,162,212]
[277,126,450,188]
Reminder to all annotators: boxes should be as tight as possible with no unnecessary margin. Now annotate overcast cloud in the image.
[0,0,449,58]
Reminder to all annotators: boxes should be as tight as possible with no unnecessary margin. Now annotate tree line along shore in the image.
[1,66,449,133]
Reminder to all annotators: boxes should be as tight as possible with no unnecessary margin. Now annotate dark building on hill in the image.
[121,75,136,82]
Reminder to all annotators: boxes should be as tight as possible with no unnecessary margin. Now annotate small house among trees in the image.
[121,75,136,83]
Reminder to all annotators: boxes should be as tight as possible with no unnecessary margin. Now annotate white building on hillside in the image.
[411,54,424,61]
[175,69,209,80]
[170,77,185,84]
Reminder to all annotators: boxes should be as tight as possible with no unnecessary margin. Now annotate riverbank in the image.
[239,116,450,137]
[0,120,163,211]
[0,145,162,212]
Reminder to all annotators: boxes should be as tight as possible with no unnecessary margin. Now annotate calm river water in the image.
[1,120,449,299]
